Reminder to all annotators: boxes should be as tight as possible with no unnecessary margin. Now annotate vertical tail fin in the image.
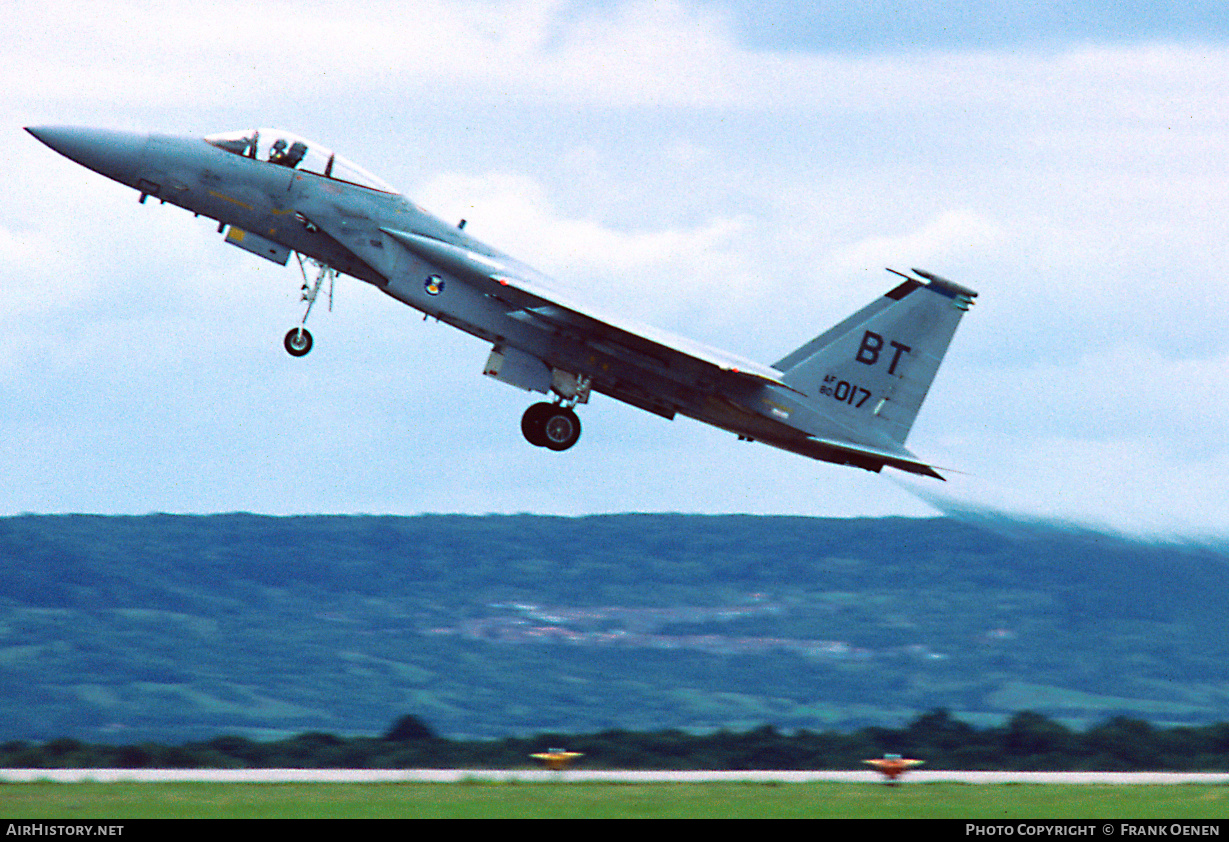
[775,269,977,446]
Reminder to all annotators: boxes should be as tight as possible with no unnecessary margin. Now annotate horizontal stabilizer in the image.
[807,436,946,480]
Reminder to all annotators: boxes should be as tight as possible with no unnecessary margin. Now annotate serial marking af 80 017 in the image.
[27,126,976,478]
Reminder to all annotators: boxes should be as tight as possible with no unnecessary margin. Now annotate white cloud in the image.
[5,1,1229,537]
[8,2,1225,116]
[829,211,1005,275]
[414,170,754,322]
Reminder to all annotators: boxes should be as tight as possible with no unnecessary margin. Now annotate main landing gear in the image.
[521,402,582,451]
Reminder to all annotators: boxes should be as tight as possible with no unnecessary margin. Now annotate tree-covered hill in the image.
[0,514,1226,743]
[7,710,1229,771]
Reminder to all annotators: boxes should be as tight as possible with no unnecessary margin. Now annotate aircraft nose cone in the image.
[26,126,148,185]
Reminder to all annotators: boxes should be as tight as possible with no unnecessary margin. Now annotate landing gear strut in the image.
[284,255,337,357]
[521,402,582,451]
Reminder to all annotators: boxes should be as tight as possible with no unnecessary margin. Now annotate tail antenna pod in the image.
[886,267,978,309]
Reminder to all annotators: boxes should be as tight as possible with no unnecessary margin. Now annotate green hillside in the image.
[1,514,1226,742]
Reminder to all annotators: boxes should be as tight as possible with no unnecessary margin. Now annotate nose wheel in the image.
[522,402,581,451]
[284,327,313,357]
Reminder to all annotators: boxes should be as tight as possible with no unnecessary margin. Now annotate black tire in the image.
[284,327,313,357]
[541,407,581,452]
[521,402,555,447]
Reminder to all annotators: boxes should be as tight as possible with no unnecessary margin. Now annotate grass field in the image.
[3,781,1228,819]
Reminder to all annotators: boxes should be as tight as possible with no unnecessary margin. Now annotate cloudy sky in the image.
[3,0,1227,538]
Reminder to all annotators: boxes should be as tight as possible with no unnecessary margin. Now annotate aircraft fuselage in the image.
[27,126,976,477]
[46,130,795,436]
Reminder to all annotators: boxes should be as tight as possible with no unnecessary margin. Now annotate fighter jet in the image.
[26,126,976,478]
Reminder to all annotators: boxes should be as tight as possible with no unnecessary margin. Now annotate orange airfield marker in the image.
[863,754,924,783]
[530,748,584,771]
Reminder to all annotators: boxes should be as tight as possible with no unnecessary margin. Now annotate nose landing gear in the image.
[521,402,582,451]
[283,255,337,357]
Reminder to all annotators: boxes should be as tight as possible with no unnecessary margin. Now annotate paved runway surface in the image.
[5,769,1229,784]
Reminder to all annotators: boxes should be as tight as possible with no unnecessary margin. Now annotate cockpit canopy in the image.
[204,128,398,194]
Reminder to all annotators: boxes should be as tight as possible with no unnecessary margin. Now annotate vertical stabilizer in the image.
[776,270,976,445]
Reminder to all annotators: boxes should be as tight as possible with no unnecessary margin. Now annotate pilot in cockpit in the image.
[268,138,308,168]
[268,138,289,164]
[205,129,397,193]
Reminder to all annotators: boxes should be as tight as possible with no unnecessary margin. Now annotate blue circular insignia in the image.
[425,275,445,296]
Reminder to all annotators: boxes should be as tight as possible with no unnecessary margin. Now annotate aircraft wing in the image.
[382,228,791,390]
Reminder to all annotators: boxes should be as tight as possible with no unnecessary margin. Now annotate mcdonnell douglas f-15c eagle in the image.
[27,126,976,479]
